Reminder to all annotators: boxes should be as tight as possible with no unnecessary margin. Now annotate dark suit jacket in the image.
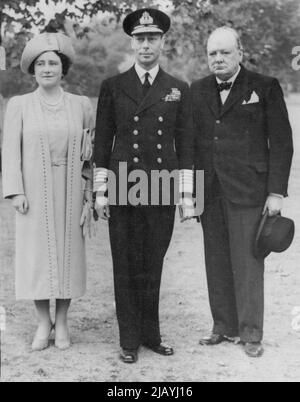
[94,66,194,205]
[191,65,294,206]
[94,66,193,171]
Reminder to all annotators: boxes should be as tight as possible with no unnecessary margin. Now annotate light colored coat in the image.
[2,90,94,300]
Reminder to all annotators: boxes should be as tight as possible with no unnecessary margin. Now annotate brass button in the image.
[134,116,139,122]
[133,130,139,136]
[157,158,162,164]
[133,144,139,149]
[157,144,162,150]
[158,130,163,136]
[158,116,164,122]
[133,157,139,163]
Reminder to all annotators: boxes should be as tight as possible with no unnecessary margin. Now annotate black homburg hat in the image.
[254,212,295,259]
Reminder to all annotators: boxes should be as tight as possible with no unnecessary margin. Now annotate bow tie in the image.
[217,82,232,92]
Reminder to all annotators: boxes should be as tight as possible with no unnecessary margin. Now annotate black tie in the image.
[143,72,151,98]
[217,81,232,92]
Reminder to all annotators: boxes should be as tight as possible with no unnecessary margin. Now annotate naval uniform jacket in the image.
[191,65,294,206]
[93,66,194,204]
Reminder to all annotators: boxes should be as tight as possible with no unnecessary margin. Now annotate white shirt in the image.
[216,65,241,104]
[135,63,160,86]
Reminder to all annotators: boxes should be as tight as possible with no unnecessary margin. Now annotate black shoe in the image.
[199,334,233,346]
[243,342,264,358]
[143,342,174,356]
[120,348,138,364]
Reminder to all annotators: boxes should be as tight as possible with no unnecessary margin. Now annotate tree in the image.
[65,16,132,96]
[0,0,152,37]
[0,0,160,97]
[167,0,300,88]
[1,0,300,93]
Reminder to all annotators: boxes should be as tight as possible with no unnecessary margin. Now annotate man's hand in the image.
[95,193,110,221]
[179,196,195,223]
[263,194,284,216]
[12,195,29,215]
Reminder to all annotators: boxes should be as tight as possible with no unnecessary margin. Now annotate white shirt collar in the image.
[216,65,241,85]
[135,63,160,85]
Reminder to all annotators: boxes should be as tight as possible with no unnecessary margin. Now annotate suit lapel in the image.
[220,66,250,116]
[206,76,222,118]
[136,68,171,114]
[121,66,144,105]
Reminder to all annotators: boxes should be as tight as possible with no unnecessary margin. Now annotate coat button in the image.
[133,157,139,163]
[133,130,139,136]
[133,143,139,149]
[134,116,139,122]
[158,116,164,122]
[216,120,221,124]
[157,158,162,164]
[158,130,163,136]
[157,144,162,150]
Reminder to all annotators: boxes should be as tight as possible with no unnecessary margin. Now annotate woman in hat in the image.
[2,32,94,351]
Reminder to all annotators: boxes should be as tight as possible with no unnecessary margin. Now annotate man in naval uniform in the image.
[191,27,293,358]
[93,8,194,363]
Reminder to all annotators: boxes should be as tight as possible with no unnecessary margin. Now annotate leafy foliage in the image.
[65,16,132,96]
[0,0,300,97]
[0,0,155,35]
[167,0,300,88]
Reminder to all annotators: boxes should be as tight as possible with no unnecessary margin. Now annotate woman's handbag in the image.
[81,128,94,162]
[80,201,93,238]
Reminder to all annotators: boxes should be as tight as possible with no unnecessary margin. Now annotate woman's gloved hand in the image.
[12,195,29,215]
[80,202,93,238]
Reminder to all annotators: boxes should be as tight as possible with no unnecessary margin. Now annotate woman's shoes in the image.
[31,337,50,352]
[31,323,54,352]
[55,335,71,350]
[54,325,71,350]
[31,323,71,351]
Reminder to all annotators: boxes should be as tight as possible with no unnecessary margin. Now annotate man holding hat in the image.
[93,8,194,363]
[191,27,294,358]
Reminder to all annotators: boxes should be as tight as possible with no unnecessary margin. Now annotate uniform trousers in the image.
[201,178,265,343]
[109,205,176,350]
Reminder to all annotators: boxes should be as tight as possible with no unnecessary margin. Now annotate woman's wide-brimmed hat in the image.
[254,212,295,259]
[20,32,75,74]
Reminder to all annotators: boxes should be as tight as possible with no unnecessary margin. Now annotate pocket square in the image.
[242,91,259,105]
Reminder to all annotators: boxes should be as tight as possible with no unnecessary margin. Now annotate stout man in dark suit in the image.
[191,27,293,357]
[93,9,194,363]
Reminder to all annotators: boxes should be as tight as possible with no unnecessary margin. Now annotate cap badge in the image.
[140,12,154,26]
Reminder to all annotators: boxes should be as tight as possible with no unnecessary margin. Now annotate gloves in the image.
[80,202,93,238]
